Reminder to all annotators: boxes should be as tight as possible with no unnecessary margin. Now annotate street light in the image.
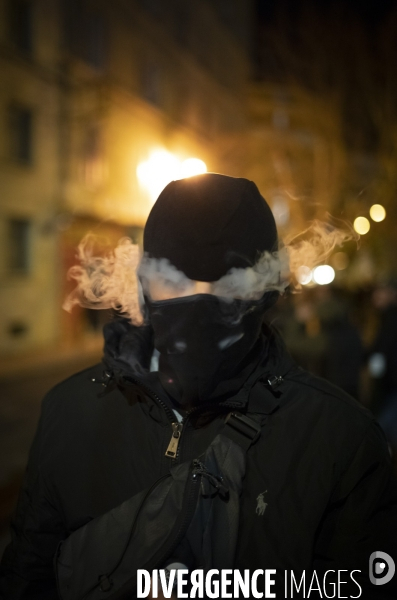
[369,204,386,222]
[297,265,312,285]
[137,151,207,202]
[180,158,207,178]
[312,265,335,285]
[353,216,370,235]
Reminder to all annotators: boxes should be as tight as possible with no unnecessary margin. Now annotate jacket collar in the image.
[101,317,296,416]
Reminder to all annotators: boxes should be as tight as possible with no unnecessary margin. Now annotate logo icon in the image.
[369,551,395,586]
[256,490,268,516]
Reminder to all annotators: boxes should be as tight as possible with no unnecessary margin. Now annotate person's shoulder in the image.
[264,330,389,473]
[281,365,379,450]
[273,365,392,479]
[24,364,111,468]
[289,366,370,415]
[43,362,104,403]
[39,362,109,426]
[268,328,372,425]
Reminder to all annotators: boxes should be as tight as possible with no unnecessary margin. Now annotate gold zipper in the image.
[165,422,183,458]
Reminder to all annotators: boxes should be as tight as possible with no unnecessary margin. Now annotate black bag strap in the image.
[222,412,262,451]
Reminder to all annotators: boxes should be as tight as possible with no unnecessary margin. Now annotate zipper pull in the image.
[165,422,183,458]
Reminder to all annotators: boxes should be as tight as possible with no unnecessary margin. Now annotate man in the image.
[1,173,397,599]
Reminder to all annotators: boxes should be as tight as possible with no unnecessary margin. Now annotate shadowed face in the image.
[148,279,213,301]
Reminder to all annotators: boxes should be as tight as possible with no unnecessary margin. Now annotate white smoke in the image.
[138,255,192,297]
[211,248,289,300]
[62,234,144,325]
[63,219,357,323]
[285,219,358,281]
[137,251,289,301]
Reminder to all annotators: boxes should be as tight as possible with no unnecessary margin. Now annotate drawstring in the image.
[192,460,229,499]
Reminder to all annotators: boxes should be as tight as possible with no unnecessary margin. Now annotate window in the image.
[9,105,33,164]
[8,218,31,275]
[272,108,289,130]
[141,0,162,18]
[64,2,107,70]
[85,12,106,70]
[9,0,33,54]
[174,2,189,45]
[141,59,162,107]
[81,124,106,187]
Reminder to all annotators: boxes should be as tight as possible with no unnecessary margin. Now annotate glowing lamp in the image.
[297,266,312,285]
[312,265,335,285]
[180,158,207,178]
[353,217,370,235]
[137,151,207,202]
[369,204,386,222]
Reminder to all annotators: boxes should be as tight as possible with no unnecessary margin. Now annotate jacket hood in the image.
[102,317,154,381]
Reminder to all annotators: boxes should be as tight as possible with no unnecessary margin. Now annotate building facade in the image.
[0,0,253,355]
[218,83,347,239]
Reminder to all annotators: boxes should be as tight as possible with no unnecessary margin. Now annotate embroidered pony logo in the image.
[256,490,268,516]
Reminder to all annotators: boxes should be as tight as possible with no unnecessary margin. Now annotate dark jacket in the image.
[1,319,397,599]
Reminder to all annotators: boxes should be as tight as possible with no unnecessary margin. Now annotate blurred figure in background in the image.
[368,281,397,452]
[316,287,363,400]
[276,287,363,400]
[279,292,327,377]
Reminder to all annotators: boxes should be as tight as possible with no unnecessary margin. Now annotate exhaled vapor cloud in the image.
[63,219,357,325]
[63,235,144,325]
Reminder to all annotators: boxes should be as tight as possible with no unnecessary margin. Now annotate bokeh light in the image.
[271,195,290,227]
[332,251,349,271]
[369,204,386,222]
[312,265,335,285]
[180,158,207,178]
[136,150,181,201]
[353,216,370,235]
[137,151,207,202]
[297,265,312,285]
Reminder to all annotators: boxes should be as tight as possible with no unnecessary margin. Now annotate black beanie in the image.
[143,173,278,282]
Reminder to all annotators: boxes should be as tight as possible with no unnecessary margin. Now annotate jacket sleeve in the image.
[314,422,397,599]
[0,397,67,599]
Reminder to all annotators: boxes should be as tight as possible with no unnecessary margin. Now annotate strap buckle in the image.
[225,412,261,445]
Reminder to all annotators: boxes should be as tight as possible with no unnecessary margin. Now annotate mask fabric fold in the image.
[145,291,278,408]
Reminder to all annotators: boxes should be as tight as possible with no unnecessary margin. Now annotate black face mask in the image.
[145,292,278,408]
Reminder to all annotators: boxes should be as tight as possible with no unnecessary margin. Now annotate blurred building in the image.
[218,83,347,238]
[0,0,253,355]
